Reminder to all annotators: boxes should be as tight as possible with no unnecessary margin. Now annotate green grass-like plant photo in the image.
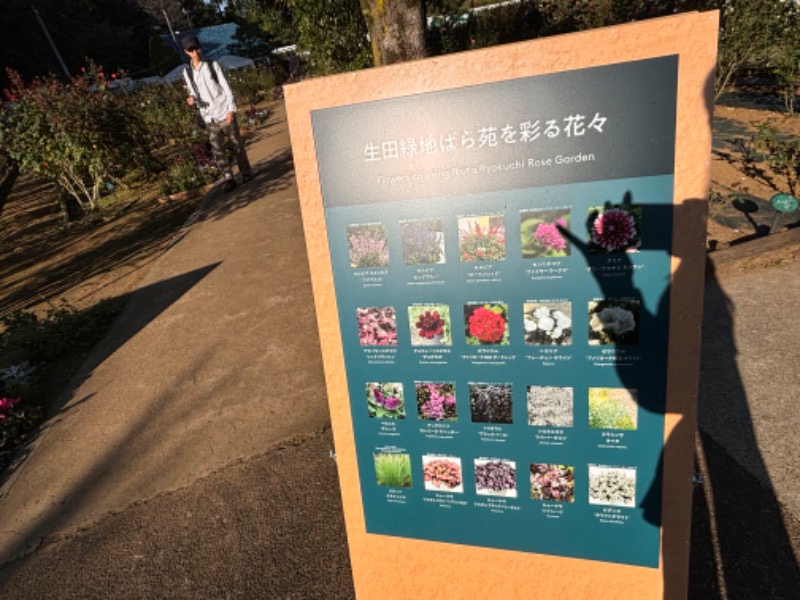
[374,452,412,488]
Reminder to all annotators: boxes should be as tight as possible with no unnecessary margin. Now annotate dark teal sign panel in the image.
[312,56,677,568]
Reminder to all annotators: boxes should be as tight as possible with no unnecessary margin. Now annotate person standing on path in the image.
[182,34,252,192]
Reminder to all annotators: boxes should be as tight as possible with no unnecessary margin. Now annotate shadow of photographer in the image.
[561,189,798,598]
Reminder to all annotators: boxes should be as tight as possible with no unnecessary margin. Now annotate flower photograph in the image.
[356,306,397,346]
[422,455,464,493]
[458,214,506,262]
[400,219,446,265]
[464,303,509,345]
[523,302,572,345]
[469,383,513,424]
[374,452,412,488]
[408,304,451,345]
[520,208,570,258]
[588,387,638,430]
[530,464,575,502]
[586,204,642,253]
[527,386,573,427]
[416,382,457,421]
[474,459,517,497]
[366,382,405,419]
[588,465,637,507]
[347,223,389,268]
[588,299,640,345]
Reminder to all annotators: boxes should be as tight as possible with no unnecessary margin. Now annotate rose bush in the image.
[0,65,151,219]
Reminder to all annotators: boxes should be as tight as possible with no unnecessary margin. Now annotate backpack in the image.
[184,60,220,91]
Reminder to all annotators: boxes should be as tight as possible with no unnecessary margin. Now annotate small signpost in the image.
[770,193,799,233]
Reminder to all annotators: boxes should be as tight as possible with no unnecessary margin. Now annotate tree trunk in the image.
[360,0,427,66]
[0,159,20,216]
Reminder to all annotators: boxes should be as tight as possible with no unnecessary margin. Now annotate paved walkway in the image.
[0,100,797,598]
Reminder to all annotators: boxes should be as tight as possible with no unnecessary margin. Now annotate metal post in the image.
[769,211,782,234]
[31,5,70,78]
[163,9,179,49]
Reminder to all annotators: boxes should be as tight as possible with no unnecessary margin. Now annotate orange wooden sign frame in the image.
[286,11,718,598]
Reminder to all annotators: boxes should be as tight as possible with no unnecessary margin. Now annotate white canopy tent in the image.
[162,64,188,84]
[216,55,255,70]
[162,55,255,84]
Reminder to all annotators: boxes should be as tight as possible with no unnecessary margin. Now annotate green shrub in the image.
[753,120,800,196]
[284,0,371,75]
[126,80,201,148]
[0,298,124,368]
[0,64,152,216]
[715,0,789,100]
[159,149,219,196]
[227,65,278,107]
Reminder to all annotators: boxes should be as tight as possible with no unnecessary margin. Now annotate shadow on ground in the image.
[688,259,800,598]
[0,430,356,599]
[0,263,220,496]
[0,187,206,318]
[689,431,800,599]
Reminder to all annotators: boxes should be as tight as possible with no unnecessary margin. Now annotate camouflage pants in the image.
[207,116,251,180]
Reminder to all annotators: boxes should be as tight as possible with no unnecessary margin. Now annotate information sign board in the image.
[286,11,718,599]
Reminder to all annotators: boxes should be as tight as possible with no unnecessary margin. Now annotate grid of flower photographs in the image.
[365,377,639,505]
[348,201,649,509]
[348,202,644,350]
[366,382,639,431]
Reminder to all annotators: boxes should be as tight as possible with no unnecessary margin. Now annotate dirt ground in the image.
[709,92,800,247]
[0,157,207,320]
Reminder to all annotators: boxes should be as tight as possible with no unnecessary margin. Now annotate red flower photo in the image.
[464,303,509,345]
[408,305,451,346]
